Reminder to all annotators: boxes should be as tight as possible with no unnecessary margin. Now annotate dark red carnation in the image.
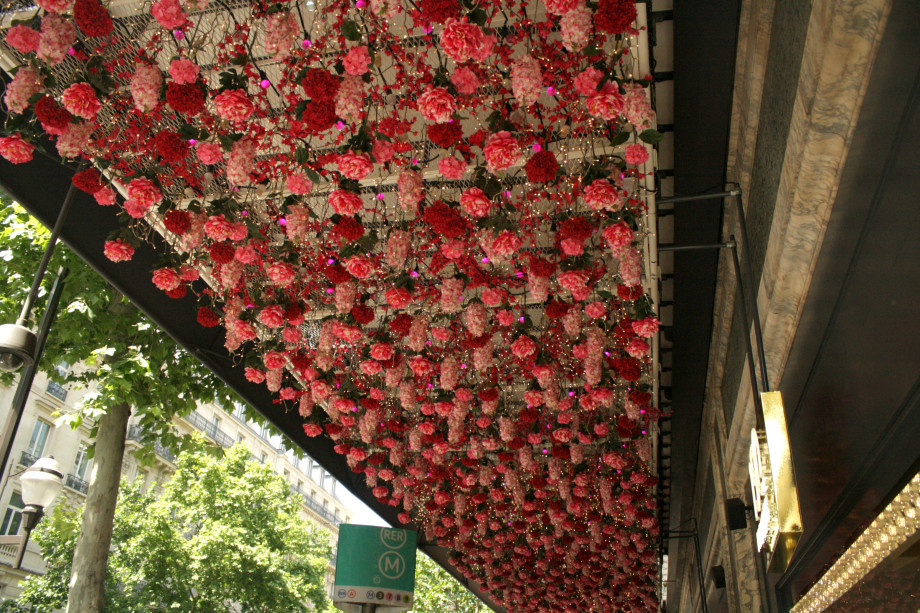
[630,389,652,406]
[419,0,460,23]
[465,333,491,349]
[34,96,73,135]
[163,210,191,235]
[72,168,103,194]
[423,201,466,238]
[209,242,235,264]
[197,306,220,327]
[165,285,187,298]
[617,284,644,300]
[301,69,340,101]
[427,122,463,148]
[478,387,499,402]
[377,116,411,138]
[529,256,557,277]
[325,263,351,284]
[595,0,637,34]
[73,0,113,37]
[301,100,337,133]
[559,216,595,241]
[155,131,189,162]
[389,313,413,337]
[351,303,374,325]
[332,216,365,242]
[612,356,642,382]
[544,300,570,319]
[551,445,571,459]
[524,150,560,183]
[165,82,205,115]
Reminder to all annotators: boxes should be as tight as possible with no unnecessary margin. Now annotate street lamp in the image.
[0,457,63,569]
[0,322,37,373]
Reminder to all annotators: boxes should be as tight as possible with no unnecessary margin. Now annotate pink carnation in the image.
[337,152,374,179]
[335,75,365,123]
[214,89,254,123]
[130,62,163,112]
[440,18,488,63]
[560,4,591,52]
[573,67,604,96]
[169,58,199,84]
[417,87,456,124]
[584,177,626,211]
[151,0,188,30]
[344,256,373,279]
[343,45,371,76]
[196,142,223,164]
[263,10,297,61]
[397,169,424,211]
[625,84,656,129]
[4,66,43,115]
[5,26,41,54]
[152,268,181,291]
[372,139,395,163]
[438,155,466,179]
[55,120,95,159]
[37,13,76,66]
[265,261,297,287]
[329,190,364,217]
[460,187,492,218]
[226,137,256,185]
[37,0,72,14]
[483,131,520,173]
[451,66,480,95]
[602,221,634,253]
[94,186,116,206]
[0,134,35,164]
[511,55,542,107]
[386,230,411,268]
[511,335,537,360]
[632,316,659,337]
[286,172,313,194]
[626,338,650,358]
[543,0,580,14]
[60,83,102,120]
[491,230,523,256]
[624,143,650,165]
[103,239,134,262]
[385,287,413,309]
[127,177,163,208]
[586,82,625,121]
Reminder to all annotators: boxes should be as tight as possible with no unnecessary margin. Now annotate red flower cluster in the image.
[529,256,557,277]
[423,201,466,238]
[418,0,460,23]
[301,100,337,133]
[524,150,560,182]
[427,122,463,148]
[301,68,340,101]
[166,82,205,115]
[197,306,220,327]
[209,242,235,264]
[559,216,595,241]
[332,216,365,242]
[163,209,191,235]
[72,168,104,194]
[595,0,637,34]
[34,96,73,135]
[74,0,113,37]
[351,304,374,325]
[155,131,189,162]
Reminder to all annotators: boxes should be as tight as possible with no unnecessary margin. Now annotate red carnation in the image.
[524,150,560,183]
[72,168,103,194]
[529,256,557,278]
[630,389,652,405]
[423,201,466,238]
[612,356,642,382]
[559,216,595,241]
[74,0,113,37]
[544,300,570,319]
[377,116,411,138]
[165,285,187,298]
[617,284,644,300]
[419,0,460,23]
[34,96,73,135]
[165,82,205,115]
[351,303,374,325]
[325,263,351,284]
[332,216,365,242]
[197,306,220,327]
[389,313,413,337]
[301,100,337,133]
[478,387,499,402]
[301,69,340,102]
[155,130,189,162]
[427,122,463,148]
[595,0,637,34]
[208,242,235,264]
[163,209,191,235]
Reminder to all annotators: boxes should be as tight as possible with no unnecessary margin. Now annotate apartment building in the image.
[0,366,351,600]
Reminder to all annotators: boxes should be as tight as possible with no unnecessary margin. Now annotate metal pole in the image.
[728,240,766,423]
[666,529,710,613]
[656,189,741,205]
[0,267,69,478]
[15,175,79,327]
[659,242,734,253]
[361,604,377,613]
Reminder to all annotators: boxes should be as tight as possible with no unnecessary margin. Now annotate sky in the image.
[336,485,390,527]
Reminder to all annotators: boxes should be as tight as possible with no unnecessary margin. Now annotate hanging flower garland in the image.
[0,0,665,610]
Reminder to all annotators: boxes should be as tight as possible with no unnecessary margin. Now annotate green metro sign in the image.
[334,524,417,612]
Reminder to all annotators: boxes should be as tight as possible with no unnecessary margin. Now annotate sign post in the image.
[333,525,417,613]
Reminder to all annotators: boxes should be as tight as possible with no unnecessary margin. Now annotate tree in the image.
[411,551,489,613]
[0,198,241,611]
[15,443,333,612]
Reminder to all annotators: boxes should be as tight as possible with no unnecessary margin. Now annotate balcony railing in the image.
[18,450,38,468]
[126,425,177,463]
[46,380,68,402]
[65,473,89,494]
[183,411,236,448]
[291,484,342,527]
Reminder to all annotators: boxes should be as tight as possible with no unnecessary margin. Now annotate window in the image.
[26,419,51,457]
[72,444,91,481]
[232,402,246,420]
[260,452,267,464]
[322,499,328,510]
[0,493,24,536]
[319,471,326,488]
[310,490,317,501]
[297,480,303,492]
[329,477,337,496]
[237,433,245,444]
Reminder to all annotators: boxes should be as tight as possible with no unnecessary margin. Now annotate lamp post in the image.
[0,457,63,569]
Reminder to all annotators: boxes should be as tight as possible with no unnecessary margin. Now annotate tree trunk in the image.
[66,401,131,613]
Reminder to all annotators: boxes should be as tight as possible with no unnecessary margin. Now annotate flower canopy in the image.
[0,0,663,609]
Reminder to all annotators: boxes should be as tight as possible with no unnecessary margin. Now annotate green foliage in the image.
[16,444,333,612]
[0,197,240,455]
[410,551,489,613]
